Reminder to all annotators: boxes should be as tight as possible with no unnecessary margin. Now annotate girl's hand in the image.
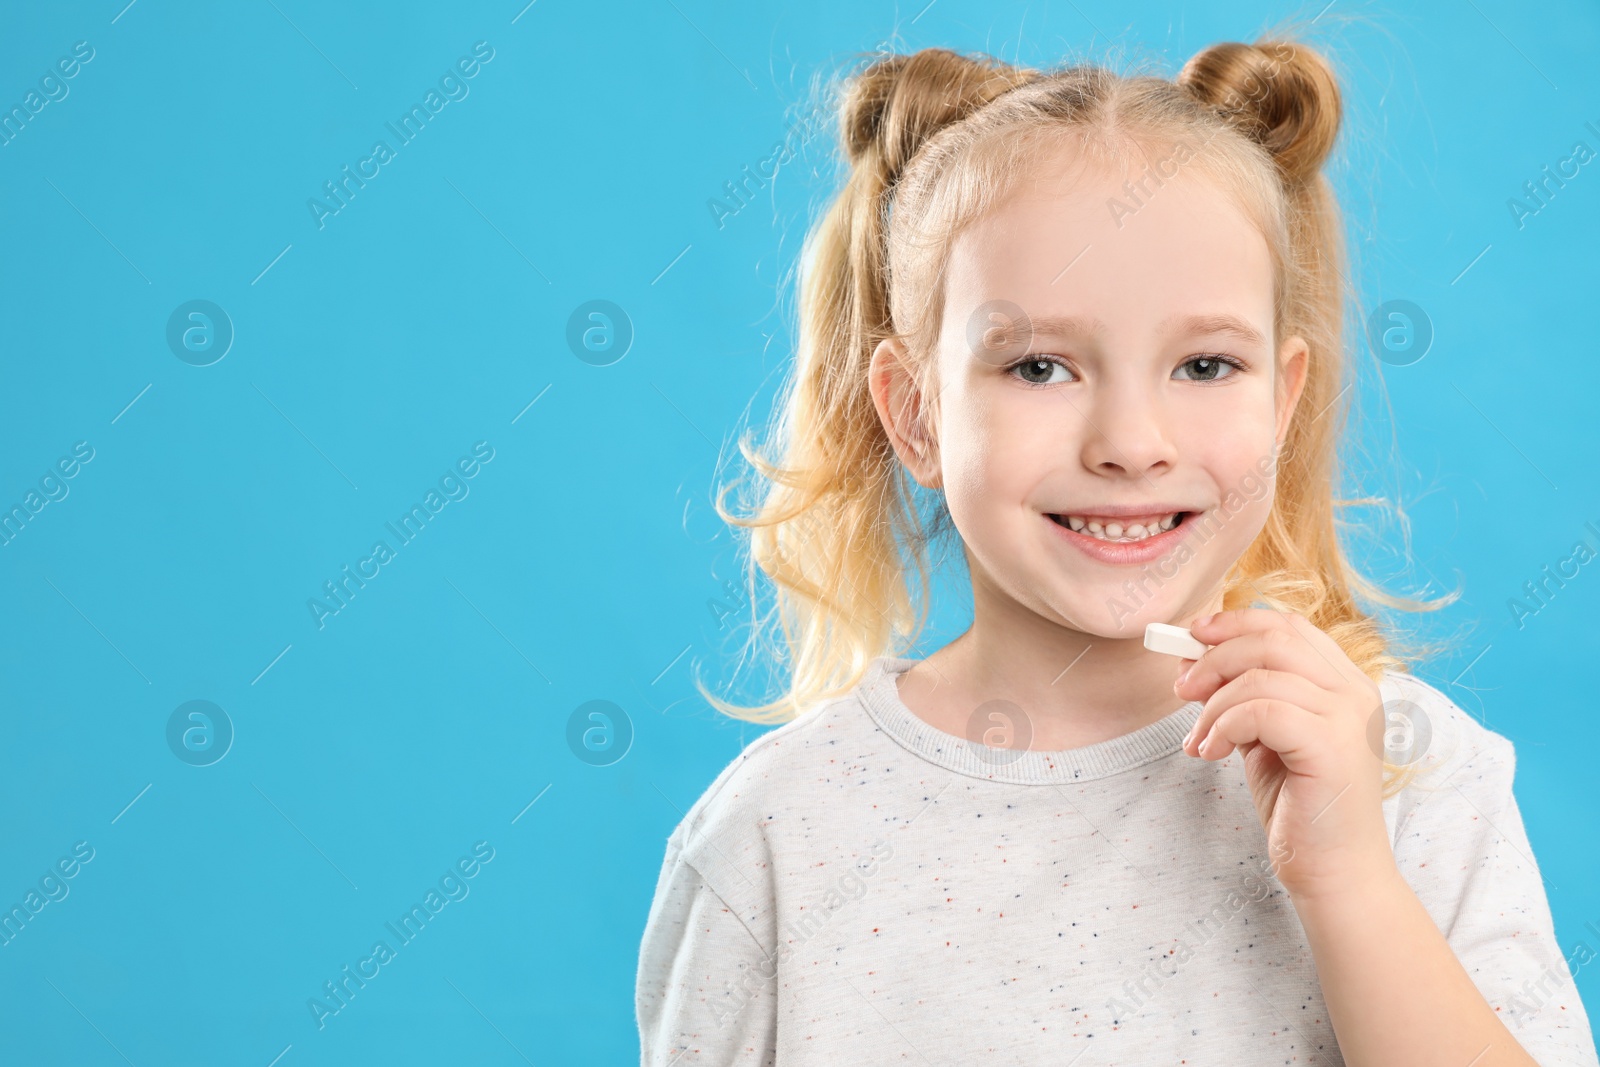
[1174,608,1396,900]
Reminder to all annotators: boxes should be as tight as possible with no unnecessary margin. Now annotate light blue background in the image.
[0,1,1595,1063]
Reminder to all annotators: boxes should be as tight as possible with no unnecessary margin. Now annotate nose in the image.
[1076,380,1178,481]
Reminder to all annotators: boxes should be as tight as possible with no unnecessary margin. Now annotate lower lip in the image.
[1045,512,1199,565]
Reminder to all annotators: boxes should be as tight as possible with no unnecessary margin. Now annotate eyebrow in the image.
[1162,312,1270,348]
[1024,312,1269,349]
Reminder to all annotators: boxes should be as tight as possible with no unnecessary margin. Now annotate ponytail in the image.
[706,50,1034,723]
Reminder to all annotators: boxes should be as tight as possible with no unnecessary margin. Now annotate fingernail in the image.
[1176,665,1192,686]
[1196,612,1215,628]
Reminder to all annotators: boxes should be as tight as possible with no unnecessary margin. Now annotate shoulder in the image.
[1375,668,1519,843]
[1376,668,1517,780]
[663,686,870,873]
[1372,671,1582,975]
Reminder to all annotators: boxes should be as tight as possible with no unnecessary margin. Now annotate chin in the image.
[1041,578,1197,639]
[1080,605,1172,640]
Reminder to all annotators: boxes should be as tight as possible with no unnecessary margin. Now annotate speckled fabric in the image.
[637,656,1598,1066]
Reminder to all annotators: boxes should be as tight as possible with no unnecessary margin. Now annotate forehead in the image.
[944,147,1275,343]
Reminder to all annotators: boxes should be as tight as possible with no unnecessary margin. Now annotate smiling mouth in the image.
[1047,511,1192,543]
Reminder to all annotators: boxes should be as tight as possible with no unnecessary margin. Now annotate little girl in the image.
[636,34,1599,1067]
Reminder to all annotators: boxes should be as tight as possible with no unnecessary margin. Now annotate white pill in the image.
[1144,622,1210,660]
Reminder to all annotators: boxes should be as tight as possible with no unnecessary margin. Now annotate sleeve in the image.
[636,830,779,1067]
[1392,722,1600,1067]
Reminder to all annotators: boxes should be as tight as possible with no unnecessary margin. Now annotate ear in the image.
[868,336,942,489]
[1273,334,1310,447]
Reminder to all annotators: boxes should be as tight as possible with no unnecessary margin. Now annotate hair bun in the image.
[1177,40,1341,183]
[841,48,1038,187]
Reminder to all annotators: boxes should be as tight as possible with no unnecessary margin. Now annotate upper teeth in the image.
[1062,513,1180,541]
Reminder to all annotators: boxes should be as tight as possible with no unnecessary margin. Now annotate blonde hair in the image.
[703,29,1452,795]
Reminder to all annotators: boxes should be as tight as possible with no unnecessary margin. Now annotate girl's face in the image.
[872,146,1309,638]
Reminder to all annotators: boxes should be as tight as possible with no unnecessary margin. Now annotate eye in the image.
[1008,356,1074,387]
[1174,354,1246,382]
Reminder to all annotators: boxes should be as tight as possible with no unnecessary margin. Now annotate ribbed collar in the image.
[856,655,1205,785]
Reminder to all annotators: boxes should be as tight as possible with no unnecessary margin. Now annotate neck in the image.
[900,559,1222,751]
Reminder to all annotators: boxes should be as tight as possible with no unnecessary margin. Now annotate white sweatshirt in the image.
[636,655,1599,1066]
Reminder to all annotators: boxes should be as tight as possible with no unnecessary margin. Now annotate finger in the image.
[1176,624,1344,703]
[1193,698,1326,768]
[1189,607,1357,691]
[1182,667,1332,756]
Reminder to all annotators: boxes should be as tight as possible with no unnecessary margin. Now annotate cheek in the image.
[1207,445,1281,537]
[938,385,1032,514]
[1189,384,1280,475]
[1179,396,1281,530]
